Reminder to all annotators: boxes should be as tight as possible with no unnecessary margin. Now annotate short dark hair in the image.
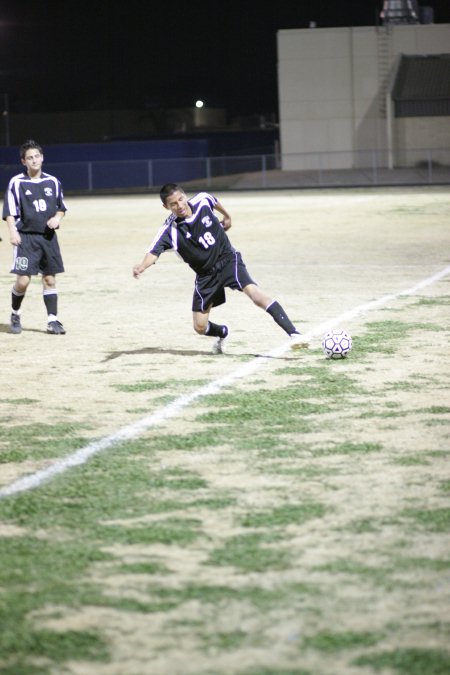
[20,139,43,159]
[160,183,184,205]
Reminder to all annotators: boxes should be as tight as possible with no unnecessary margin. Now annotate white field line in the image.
[1,264,450,499]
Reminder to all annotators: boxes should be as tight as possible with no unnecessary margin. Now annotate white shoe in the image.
[212,326,229,354]
[290,333,310,350]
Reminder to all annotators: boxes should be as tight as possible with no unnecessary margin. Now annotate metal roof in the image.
[392,54,450,116]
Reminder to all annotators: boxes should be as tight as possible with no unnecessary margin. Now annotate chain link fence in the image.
[1,149,449,193]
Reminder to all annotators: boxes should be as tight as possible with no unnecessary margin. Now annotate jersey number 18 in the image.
[198,232,215,249]
[33,199,47,212]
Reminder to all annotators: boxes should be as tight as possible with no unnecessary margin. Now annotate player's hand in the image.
[46,216,61,230]
[9,231,21,246]
[133,264,144,278]
[221,217,231,231]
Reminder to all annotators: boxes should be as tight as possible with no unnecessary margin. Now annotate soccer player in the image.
[132,183,309,353]
[2,139,67,335]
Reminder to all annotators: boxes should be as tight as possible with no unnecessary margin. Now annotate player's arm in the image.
[133,251,158,278]
[6,215,21,245]
[47,210,65,230]
[214,199,232,231]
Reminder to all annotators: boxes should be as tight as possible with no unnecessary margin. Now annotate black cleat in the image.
[47,320,66,335]
[10,313,22,334]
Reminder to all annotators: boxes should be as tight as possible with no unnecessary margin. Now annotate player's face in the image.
[164,190,192,218]
[21,149,44,176]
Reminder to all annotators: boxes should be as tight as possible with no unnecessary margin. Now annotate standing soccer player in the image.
[133,183,309,353]
[2,139,67,334]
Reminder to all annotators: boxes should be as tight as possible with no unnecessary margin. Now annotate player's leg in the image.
[193,307,228,354]
[41,234,65,334]
[10,274,31,334]
[242,283,309,348]
[242,283,297,332]
[10,232,33,333]
[193,308,211,335]
[192,275,228,353]
[42,274,66,334]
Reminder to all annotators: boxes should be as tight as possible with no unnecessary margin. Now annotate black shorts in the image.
[192,251,256,312]
[11,230,65,276]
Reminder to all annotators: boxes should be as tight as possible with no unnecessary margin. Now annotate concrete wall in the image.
[395,116,450,165]
[277,23,450,170]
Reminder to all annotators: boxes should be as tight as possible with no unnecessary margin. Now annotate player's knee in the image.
[43,275,56,289]
[193,318,208,335]
[15,276,30,293]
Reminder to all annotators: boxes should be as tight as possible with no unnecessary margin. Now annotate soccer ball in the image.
[322,329,352,359]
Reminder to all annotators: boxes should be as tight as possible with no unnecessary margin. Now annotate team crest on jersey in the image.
[25,189,32,195]
[15,257,29,271]
[44,187,53,196]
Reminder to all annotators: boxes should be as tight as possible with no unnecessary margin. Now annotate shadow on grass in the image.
[0,323,50,335]
[103,346,295,361]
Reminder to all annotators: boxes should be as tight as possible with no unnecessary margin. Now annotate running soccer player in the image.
[132,183,309,353]
[3,139,67,335]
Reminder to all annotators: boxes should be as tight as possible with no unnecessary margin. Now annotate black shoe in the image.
[10,313,22,334]
[47,320,66,335]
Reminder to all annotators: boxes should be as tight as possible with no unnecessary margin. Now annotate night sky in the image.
[1,0,450,118]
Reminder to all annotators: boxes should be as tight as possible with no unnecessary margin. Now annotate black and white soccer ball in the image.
[322,329,353,359]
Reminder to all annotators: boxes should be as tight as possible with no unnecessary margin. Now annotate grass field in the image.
[0,186,449,674]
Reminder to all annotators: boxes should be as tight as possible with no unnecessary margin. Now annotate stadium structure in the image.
[277,2,450,171]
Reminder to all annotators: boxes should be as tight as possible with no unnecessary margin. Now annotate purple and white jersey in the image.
[3,171,67,234]
[148,192,235,275]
